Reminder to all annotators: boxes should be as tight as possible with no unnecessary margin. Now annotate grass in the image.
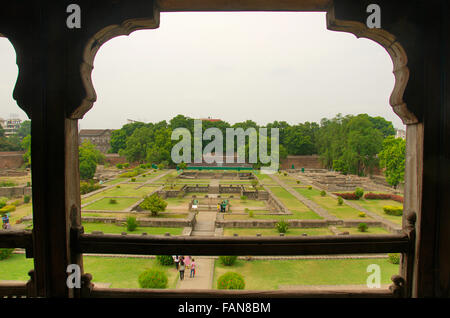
[336,227,391,235]
[267,186,321,220]
[354,199,403,225]
[84,197,140,211]
[82,223,183,235]
[223,227,334,236]
[295,188,366,219]
[7,202,33,224]
[81,185,157,205]
[0,253,179,289]
[213,258,399,290]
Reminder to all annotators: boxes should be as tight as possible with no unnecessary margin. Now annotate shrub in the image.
[109,198,117,204]
[138,269,168,289]
[240,195,247,201]
[248,210,254,218]
[23,195,31,204]
[275,220,289,233]
[139,194,168,216]
[320,190,326,197]
[0,205,16,213]
[307,186,312,190]
[383,206,403,216]
[283,172,287,176]
[296,180,300,184]
[116,163,123,169]
[364,192,404,203]
[116,185,121,188]
[217,272,245,290]
[0,181,16,187]
[388,253,400,264]
[123,163,130,168]
[358,212,366,218]
[333,192,359,200]
[358,223,368,232]
[219,256,238,266]
[0,248,14,261]
[355,187,364,199]
[131,178,136,182]
[337,196,344,206]
[11,200,21,206]
[156,255,174,266]
[0,197,8,209]
[126,216,138,231]
[80,181,102,195]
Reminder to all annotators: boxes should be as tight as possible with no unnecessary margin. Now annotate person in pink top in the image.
[184,255,191,267]
[190,258,196,278]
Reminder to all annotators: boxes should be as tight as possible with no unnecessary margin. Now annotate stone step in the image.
[191,231,215,236]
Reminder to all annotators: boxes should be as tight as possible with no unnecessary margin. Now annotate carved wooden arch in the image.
[67,3,418,127]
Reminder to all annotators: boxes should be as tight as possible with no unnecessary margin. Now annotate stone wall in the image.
[280,155,323,170]
[0,186,32,198]
[0,151,25,169]
[104,154,127,165]
[82,212,196,228]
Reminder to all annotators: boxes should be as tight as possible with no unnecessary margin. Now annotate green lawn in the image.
[84,197,139,211]
[354,199,403,225]
[267,186,321,219]
[336,227,391,235]
[223,227,334,236]
[103,177,129,185]
[213,258,399,290]
[295,188,365,219]
[81,185,157,205]
[82,223,184,235]
[0,253,179,289]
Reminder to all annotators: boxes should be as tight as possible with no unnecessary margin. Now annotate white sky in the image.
[0,12,404,129]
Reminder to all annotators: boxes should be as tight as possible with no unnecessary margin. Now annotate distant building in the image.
[0,115,22,137]
[199,117,222,122]
[79,129,113,153]
[395,128,406,139]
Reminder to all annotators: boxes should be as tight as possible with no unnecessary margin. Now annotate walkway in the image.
[176,257,215,289]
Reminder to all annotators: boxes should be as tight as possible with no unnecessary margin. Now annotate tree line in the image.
[108,113,405,186]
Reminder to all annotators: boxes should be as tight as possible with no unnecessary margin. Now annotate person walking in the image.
[174,255,180,270]
[190,258,196,278]
[179,260,185,281]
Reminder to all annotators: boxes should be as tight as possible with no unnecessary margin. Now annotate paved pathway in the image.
[191,211,217,236]
[176,257,215,289]
[269,174,338,220]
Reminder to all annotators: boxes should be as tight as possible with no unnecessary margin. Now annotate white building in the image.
[395,128,406,139]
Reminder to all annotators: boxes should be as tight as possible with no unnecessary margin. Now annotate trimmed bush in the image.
[23,195,31,204]
[80,181,102,195]
[116,185,121,188]
[355,187,364,199]
[320,190,326,197]
[116,163,123,169]
[126,216,138,231]
[0,197,8,209]
[337,196,344,206]
[109,199,117,204]
[219,256,238,266]
[123,163,130,168]
[0,248,14,261]
[240,195,247,201]
[364,192,404,203]
[383,206,403,216]
[156,255,174,266]
[388,253,400,264]
[307,186,312,190]
[358,223,368,232]
[11,200,21,206]
[296,180,300,184]
[275,220,289,233]
[0,205,16,213]
[138,269,168,289]
[358,212,366,218]
[333,192,359,200]
[217,272,245,290]
[283,172,287,176]
[131,178,136,182]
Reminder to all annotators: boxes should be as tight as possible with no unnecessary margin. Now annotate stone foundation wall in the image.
[82,212,196,228]
[280,155,323,170]
[0,151,25,169]
[0,186,32,198]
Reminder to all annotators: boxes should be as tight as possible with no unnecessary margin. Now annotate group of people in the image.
[1,213,10,230]
[173,255,196,280]
[217,200,228,213]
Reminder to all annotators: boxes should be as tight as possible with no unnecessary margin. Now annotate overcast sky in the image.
[0,12,404,130]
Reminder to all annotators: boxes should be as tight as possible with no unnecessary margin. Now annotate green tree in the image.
[21,134,31,166]
[79,140,105,180]
[379,136,406,186]
[17,120,31,139]
[139,194,168,216]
